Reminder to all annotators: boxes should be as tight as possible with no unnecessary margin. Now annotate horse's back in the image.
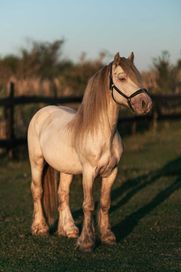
[29,105,76,136]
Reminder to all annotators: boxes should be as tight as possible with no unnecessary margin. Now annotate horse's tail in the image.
[42,163,58,226]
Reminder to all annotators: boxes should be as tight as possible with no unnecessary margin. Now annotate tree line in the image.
[0,39,180,97]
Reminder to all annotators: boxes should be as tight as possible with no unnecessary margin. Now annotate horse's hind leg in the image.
[30,156,49,236]
[28,119,49,236]
[58,173,79,238]
[98,167,118,245]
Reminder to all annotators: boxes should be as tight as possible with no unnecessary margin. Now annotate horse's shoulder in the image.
[114,130,122,141]
[112,131,124,157]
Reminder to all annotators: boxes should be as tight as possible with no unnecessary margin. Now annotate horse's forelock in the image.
[119,57,142,85]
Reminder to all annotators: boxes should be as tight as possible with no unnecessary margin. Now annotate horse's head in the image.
[110,52,152,114]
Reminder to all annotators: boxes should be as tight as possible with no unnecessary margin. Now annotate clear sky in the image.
[0,0,180,70]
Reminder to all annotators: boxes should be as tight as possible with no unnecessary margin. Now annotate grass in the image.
[0,121,181,272]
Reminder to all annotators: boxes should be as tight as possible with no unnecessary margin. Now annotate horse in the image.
[28,52,152,252]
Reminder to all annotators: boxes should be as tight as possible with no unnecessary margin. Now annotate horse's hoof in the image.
[76,238,95,252]
[101,238,117,246]
[76,242,94,252]
[100,231,117,246]
[31,222,49,236]
[58,226,79,238]
[67,230,79,239]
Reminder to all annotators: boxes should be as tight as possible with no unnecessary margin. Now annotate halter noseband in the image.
[109,64,150,111]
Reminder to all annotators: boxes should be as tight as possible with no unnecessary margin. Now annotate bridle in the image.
[109,64,150,111]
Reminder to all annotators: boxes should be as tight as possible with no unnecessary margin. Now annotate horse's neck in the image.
[109,103,120,133]
[102,95,120,138]
[70,65,120,145]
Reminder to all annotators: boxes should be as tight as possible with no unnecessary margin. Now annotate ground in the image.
[0,121,181,272]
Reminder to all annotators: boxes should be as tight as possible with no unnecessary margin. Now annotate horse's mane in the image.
[68,64,111,143]
[68,57,141,145]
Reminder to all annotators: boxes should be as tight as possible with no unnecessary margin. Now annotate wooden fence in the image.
[0,82,181,158]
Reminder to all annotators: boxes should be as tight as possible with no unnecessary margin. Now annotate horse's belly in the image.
[43,142,82,174]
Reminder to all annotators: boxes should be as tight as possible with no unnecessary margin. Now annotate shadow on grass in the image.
[72,156,181,242]
[112,156,181,241]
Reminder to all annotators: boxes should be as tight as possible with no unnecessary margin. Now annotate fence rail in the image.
[0,94,83,106]
[0,82,181,158]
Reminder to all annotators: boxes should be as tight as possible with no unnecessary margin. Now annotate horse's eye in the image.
[119,77,126,81]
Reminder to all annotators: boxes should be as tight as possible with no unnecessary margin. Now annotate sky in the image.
[0,0,180,70]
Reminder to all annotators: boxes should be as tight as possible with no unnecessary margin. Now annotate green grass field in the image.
[0,121,181,272]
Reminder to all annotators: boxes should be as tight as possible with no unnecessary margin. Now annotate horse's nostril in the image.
[142,100,146,110]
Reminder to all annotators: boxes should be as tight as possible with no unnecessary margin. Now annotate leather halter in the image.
[109,64,150,111]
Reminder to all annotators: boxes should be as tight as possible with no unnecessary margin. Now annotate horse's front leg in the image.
[58,173,79,238]
[76,167,96,252]
[98,167,118,245]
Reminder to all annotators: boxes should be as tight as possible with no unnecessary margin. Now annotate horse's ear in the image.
[128,52,134,63]
[114,52,120,66]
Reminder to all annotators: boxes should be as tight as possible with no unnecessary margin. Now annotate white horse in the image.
[28,52,152,252]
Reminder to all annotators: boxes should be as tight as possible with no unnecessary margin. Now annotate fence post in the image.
[151,102,160,132]
[5,82,15,159]
[152,109,158,131]
[131,120,137,135]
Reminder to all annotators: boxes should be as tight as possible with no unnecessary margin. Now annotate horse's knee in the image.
[100,197,111,212]
[100,205,109,213]
[83,201,94,212]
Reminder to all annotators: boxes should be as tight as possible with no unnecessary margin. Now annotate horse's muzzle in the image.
[131,93,152,115]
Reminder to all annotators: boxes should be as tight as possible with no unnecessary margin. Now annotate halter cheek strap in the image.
[109,64,150,111]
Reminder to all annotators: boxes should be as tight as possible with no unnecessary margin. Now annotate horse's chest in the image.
[97,150,118,177]
[78,132,123,177]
